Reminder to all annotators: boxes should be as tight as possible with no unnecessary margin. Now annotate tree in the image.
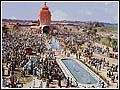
[107,36,112,47]
[95,35,101,42]
[82,29,87,33]
[94,22,104,27]
[112,39,117,48]
[86,30,90,35]
[93,29,97,36]
[70,28,72,32]
[64,27,68,30]
[13,23,20,30]
[2,25,9,33]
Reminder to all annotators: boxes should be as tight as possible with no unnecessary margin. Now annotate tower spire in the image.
[44,2,46,6]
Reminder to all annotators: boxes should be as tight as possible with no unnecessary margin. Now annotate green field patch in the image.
[96,37,118,47]
[95,26,118,34]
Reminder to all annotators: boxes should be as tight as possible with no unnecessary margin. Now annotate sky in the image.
[1,1,119,23]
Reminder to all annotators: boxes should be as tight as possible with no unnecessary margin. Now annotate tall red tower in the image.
[40,2,51,26]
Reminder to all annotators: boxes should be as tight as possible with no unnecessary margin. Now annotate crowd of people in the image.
[2,24,118,88]
[2,29,68,88]
[53,27,118,88]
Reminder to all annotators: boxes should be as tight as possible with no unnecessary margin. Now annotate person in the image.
[39,80,43,88]
[58,77,61,88]
[70,78,72,87]
[10,72,17,88]
[106,47,109,57]
[111,75,115,83]
[23,68,26,77]
[96,63,99,73]
[66,77,69,88]
[2,77,7,87]
[108,70,111,78]
[37,69,41,79]
[116,82,118,88]
[46,79,49,88]
[76,53,78,59]
[101,82,104,88]
[2,65,4,76]
[106,81,109,88]
[98,80,101,88]
[99,64,101,71]
[116,75,118,80]
[49,75,52,83]
[30,61,33,75]
[75,81,78,88]
[33,68,36,76]
[115,65,118,72]
[106,61,109,67]
[32,79,35,88]
[79,51,81,59]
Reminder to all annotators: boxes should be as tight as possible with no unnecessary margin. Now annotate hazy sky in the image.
[2,1,118,23]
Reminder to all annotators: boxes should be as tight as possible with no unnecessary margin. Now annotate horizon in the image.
[2,18,118,24]
[1,1,119,24]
